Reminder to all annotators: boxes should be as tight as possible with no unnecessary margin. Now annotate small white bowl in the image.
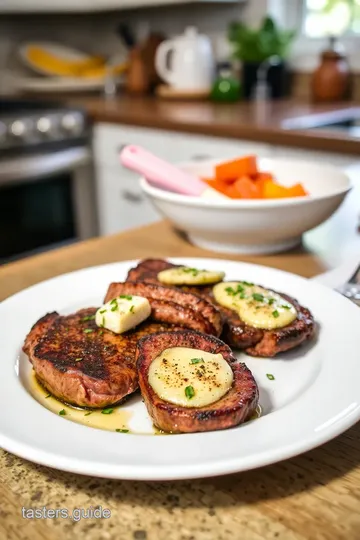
[140,157,351,255]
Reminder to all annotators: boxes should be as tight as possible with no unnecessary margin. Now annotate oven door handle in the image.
[0,147,90,185]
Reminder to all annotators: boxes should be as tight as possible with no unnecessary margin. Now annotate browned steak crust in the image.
[136,330,259,433]
[23,307,175,408]
[127,259,315,357]
[104,281,222,337]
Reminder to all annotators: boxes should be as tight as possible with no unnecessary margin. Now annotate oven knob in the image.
[37,116,52,135]
[61,113,84,135]
[0,121,6,142]
[10,120,29,138]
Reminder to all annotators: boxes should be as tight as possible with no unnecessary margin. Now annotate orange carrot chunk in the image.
[215,155,258,182]
[263,181,290,199]
[286,183,308,197]
[234,176,262,199]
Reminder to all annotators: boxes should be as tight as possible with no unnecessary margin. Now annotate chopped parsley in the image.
[252,293,264,302]
[190,358,204,364]
[74,358,82,362]
[99,309,106,314]
[272,310,280,318]
[110,298,117,305]
[268,298,275,306]
[116,429,129,433]
[83,328,94,334]
[59,409,66,416]
[80,314,96,322]
[120,295,132,301]
[182,267,200,276]
[241,281,254,287]
[111,305,118,312]
[185,385,195,399]
[130,305,135,314]
[266,373,275,381]
[282,305,291,310]
[84,412,92,417]
[226,284,245,297]
[102,315,105,327]
[45,393,51,399]
[101,408,114,415]
[99,330,104,336]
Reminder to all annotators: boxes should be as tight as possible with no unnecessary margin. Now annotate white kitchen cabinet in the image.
[93,122,272,236]
[0,0,240,13]
[95,165,159,236]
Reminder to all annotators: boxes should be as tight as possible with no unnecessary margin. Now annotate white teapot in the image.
[155,27,214,91]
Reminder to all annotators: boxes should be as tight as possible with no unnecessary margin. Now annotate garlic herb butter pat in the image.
[95,295,151,334]
[158,266,225,286]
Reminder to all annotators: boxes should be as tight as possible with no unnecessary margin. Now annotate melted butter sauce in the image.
[29,371,261,435]
[29,371,132,433]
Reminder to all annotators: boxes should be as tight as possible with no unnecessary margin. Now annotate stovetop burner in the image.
[0,97,89,155]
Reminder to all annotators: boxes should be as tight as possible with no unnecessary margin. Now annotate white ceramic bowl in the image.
[140,157,351,254]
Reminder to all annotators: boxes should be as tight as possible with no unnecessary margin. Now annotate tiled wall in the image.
[0,2,249,72]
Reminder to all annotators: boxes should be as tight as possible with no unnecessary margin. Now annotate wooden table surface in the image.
[1,179,360,540]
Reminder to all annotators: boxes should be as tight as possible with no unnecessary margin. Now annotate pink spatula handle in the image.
[120,145,208,196]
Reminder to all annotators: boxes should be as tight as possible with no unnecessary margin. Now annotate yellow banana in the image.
[27,46,105,77]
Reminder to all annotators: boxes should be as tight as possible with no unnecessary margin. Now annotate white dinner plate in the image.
[1,258,360,481]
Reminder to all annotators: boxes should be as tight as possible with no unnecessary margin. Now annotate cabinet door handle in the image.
[191,154,212,161]
[120,189,143,203]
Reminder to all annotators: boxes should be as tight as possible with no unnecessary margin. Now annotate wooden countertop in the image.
[65,94,360,156]
[1,172,360,539]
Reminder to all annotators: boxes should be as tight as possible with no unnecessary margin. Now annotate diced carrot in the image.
[233,176,262,199]
[215,155,258,182]
[286,183,308,197]
[201,177,217,184]
[203,177,231,196]
[253,173,275,195]
[263,181,290,199]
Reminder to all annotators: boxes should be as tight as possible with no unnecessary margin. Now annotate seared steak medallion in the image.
[23,307,175,408]
[126,259,315,357]
[136,330,259,433]
[104,281,222,337]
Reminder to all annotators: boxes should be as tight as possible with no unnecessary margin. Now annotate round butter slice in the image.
[158,266,225,286]
[213,282,297,330]
[148,347,233,408]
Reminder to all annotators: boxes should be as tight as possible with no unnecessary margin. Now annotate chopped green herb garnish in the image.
[80,315,96,322]
[272,310,280,318]
[281,305,291,310]
[99,330,104,336]
[101,408,114,415]
[185,385,195,399]
[252,293,264,302]
[83,328,94,334]
[226,284,245,297]
[130,305,135,313]
[268,298,275,306]
[110,298,117,305]
[59,409,66,416]
[116,429,129,433]
[183,267,200,276]
[99,309,106,314]
[120,295,132,301]
[75,358,82,362]
[240,292,247,299]
[111,305,118,312]
[102,315,105,327]
[84,412,92,416]
[266,373,275,381]
[190,358,204,364]
[241,281,254,287]
[45,393,51,399]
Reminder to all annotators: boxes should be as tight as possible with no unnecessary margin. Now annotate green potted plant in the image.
[228,16,296,99]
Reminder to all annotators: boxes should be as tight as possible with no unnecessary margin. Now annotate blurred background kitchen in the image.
[0,0,359,264]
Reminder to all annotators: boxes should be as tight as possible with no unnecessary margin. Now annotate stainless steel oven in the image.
[0,99,98,263]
